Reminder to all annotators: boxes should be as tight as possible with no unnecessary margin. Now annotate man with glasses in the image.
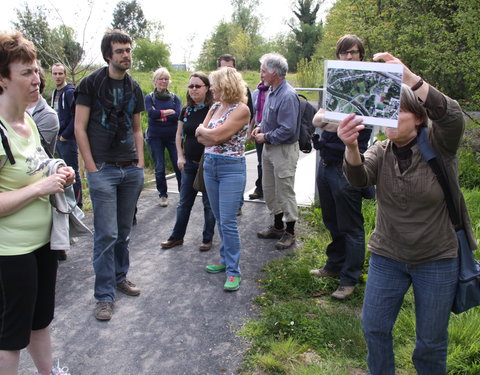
[310,34,372,300]
[75,29,145,321]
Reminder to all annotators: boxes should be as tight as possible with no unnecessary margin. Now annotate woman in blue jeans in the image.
[160,72,216,251]
[338,52,476,375]
[145,67,182,207]
[196,67,250,291]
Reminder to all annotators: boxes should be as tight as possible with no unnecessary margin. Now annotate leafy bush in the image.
[295,58,323,89]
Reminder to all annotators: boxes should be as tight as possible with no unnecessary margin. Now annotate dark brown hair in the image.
[336,34,365,61]
[217,54,236,68]
[101,29,132,63]
[0,31,37,95]
[186,71,213,107]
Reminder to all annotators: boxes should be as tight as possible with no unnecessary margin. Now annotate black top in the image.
[180,105,210,162]
[75,67,144,163]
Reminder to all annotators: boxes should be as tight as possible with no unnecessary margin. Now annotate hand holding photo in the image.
[323,60,403,128]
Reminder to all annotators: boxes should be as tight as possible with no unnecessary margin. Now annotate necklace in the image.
[183,103,206,122]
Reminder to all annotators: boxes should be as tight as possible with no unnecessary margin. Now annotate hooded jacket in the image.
[51,83,75,140]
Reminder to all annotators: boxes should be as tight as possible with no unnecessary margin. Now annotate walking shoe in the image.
[94,301,114,321]
[50,359,71,375]
[199,241,212,251]
[310,267,340,278]
[257,225,285,239]
[161,238,184,249]
[116,279,140,296]
[205,262,226,273]
[275,231,296,250]
[331,285,355,300]
[224,276,241,291]
[249,190,263,200]
[159,196,168,207]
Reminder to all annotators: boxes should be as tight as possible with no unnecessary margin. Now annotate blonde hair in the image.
[152,67,171,83]
[209,67,247,104]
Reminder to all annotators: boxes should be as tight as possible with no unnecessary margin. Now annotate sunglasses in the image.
[188,84,206,89]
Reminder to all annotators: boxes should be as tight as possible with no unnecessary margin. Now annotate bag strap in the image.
[0,120,15,166]
[417,127,461,229]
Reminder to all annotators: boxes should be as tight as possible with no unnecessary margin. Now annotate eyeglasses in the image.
[339,49,360,57]
[113,48,132,55]
[188,84,206,89]
[156,78,169,81]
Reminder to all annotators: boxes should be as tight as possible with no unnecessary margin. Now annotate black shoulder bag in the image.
[418,126,480,314]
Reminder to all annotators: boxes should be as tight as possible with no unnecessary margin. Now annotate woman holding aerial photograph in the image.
[337,52,476,375]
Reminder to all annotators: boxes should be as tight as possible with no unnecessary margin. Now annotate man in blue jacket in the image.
[51,62,82,209]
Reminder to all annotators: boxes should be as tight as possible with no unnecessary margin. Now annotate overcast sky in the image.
[0,0,333,66]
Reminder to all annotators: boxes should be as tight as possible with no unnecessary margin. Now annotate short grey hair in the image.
[260,53,288,79]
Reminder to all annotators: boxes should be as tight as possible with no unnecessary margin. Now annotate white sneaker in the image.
[50,360,71,375]
[159,197,168,207]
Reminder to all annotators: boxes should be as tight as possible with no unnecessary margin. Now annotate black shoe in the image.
[249,190,263,200]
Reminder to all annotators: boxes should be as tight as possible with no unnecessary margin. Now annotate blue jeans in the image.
[147,135,181,197]
[363,253,458,375]
[56,138,82,208]
[86,163,144,302]
[316,163,365,286]
[171,160,215,242]
[203,154,246,277]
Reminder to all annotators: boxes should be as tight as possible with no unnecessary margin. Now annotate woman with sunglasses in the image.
[145,67,182,207]
[161,72,216,251]
[196,67,250,291]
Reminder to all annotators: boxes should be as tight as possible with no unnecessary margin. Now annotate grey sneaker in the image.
[275,231,296,250]
[159,196,168,207]
[94,301,114,321]
[257,226,285,239]
[310,267,340,278]
[331,285,355,300]
[117,279,140,296]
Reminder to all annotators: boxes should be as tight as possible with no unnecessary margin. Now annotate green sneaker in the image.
[224,275,241,291]
[205,262,226,273]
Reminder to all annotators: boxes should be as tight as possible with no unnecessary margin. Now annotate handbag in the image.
[418,127,480,314]
[193,153,206,192]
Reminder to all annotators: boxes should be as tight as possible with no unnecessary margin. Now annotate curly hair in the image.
[209,67,247,105]
[0,31,37,95]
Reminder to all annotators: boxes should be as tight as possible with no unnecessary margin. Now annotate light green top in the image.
[0,115,52,255]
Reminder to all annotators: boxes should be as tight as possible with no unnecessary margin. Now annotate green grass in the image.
[239,187,480,374]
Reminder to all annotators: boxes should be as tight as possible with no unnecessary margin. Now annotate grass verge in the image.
[239,192,480,375]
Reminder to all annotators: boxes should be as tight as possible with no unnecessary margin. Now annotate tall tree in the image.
[315,0,479,103]
[133,38,171,72]
[12,4,88,84]
[231,0,260,37]
[111,0,147,40]
[289,0,323,62]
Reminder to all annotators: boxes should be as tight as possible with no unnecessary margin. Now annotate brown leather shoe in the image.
[161,238,184,249]
[331,285,355,300]
[199,241,212,251]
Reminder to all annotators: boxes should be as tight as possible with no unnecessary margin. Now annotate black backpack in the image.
[297,94,316,153]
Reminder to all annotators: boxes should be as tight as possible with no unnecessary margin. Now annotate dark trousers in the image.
[316,162,365,286]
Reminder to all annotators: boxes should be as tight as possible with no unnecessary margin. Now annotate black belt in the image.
[104,161,135,167]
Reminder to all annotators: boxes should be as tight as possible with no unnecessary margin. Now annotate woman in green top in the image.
[0,32,74,375]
